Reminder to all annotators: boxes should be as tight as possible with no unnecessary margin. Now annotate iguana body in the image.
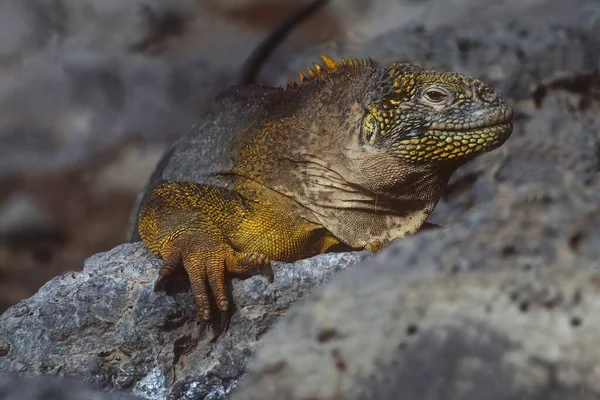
[137,57,513,320]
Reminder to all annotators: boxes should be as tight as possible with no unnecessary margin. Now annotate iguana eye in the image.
[361,113,379,145]
[423,88,449,103]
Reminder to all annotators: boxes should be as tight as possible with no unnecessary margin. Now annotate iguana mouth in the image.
[430,122,513,137]
[429,105,513,132]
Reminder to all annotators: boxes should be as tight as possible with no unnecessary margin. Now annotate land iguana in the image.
[135,55,513,322]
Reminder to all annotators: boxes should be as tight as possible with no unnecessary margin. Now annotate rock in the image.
[0,0,341,176]
[0,373,142,400]
[255,0,600,83]
[0,52,230,176]
[326,0,600,41]
[0,242,367,399]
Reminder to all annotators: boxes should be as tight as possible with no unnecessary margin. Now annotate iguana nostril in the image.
[480,88,499,103]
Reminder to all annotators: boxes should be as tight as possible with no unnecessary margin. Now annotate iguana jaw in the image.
[389,100,513,164]
[396,123,513,163]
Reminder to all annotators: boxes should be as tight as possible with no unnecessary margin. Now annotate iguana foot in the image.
[364,239,390,252]
[160,237,274,321]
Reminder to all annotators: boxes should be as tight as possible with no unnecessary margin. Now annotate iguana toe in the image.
[237,253,274,283]
[153,263,178,292]
[181,248,214,321]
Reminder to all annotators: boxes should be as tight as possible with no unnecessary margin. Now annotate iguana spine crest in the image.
[284,55,374,91]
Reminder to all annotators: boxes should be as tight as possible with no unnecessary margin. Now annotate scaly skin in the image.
[140,180,344,320]
[138,56,513,321]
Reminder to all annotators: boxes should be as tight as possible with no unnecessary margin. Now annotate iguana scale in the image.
[137,56,513,321]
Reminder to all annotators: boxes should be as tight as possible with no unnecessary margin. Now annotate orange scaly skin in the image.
[139,181,343,320]
[138,56,514,322]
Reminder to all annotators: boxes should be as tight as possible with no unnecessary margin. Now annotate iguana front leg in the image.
[138,181,275,321]
[138,180,344,322]
[157,234,273,320]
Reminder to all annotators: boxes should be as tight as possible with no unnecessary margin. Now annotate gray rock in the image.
[0,241,367,399]
[0,0,338,176]
[257,0,600,83]
[0,373,142,400]
[233,199,600,397]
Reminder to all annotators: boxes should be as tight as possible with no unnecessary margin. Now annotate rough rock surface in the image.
[0,242,366,399]
[0,373,141,400]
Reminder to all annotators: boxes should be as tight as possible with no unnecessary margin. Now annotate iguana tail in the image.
[238,0,330,85]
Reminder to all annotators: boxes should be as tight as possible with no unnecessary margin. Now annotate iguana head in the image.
[361,63,513,163]
[286,56,512,166]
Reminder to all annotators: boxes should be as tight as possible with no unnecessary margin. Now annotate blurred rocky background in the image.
[0,0,598,313]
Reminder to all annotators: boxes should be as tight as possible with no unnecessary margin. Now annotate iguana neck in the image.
[271,151,456,246]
